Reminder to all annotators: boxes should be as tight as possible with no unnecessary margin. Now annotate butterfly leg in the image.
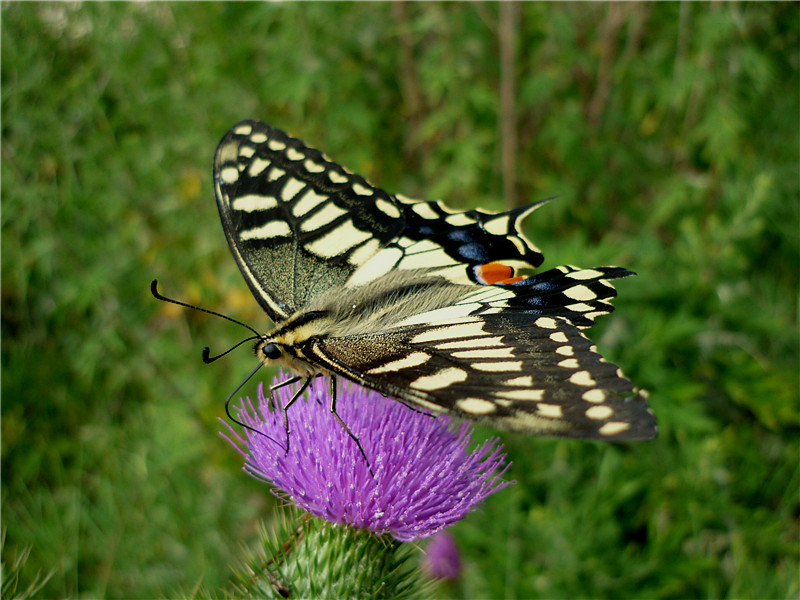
[269,375,303,411]
[328,376,375,478]
[272,375,313,454]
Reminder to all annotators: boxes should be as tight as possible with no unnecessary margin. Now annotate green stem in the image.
[227,507,431,599]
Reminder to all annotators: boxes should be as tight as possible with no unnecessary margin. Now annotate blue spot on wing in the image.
[457,242,488,261]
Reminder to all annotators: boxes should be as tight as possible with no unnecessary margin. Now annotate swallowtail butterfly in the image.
[212,120,656,441]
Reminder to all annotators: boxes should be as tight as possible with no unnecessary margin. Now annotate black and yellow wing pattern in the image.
[213,120,656,441]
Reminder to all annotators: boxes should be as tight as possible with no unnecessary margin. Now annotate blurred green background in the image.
[2,3,797,598]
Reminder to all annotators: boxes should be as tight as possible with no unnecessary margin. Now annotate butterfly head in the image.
[255,337,318,377]
[258,341,282,361]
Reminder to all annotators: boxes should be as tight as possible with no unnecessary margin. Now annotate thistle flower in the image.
[222,376,511,542]
[423,531,462,580]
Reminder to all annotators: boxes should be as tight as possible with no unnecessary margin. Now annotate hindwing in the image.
[310,315,651,440]
[305,267,655,440]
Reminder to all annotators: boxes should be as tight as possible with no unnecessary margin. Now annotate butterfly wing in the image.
[308,313,654,440]
[213,120,656,439]
[214,121,547,321]
[214,121,405,321]
[306,269,655,440]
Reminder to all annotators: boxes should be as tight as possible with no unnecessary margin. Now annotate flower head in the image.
[222,375,511,541]
[423,531,462,580]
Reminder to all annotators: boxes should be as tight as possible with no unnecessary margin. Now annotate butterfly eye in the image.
[261,343,282,361]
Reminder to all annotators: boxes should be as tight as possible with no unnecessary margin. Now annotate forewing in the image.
[308,312,656,440]
[215,121,552,319]
[213,120,405,320]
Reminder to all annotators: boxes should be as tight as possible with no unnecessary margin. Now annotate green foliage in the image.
[2,3,797,598]
[1,529,55,599]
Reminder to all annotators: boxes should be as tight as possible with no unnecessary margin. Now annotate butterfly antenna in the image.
[151,279,263,338]
[225,361,285,449]
[202,337,260,364]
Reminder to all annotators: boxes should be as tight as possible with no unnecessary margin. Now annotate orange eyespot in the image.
[475,262,525,285]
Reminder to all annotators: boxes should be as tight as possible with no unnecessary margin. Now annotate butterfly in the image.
[211,120,656,442]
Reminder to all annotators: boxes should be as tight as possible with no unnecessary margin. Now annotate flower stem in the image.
[228,507,431,599]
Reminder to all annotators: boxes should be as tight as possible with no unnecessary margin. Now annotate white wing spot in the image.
[239,145,255,158]
[504,375,534,386]
[346,246,403,285]
[396,303,480,327]
[268,139,286,151]
[352,182,373,196]
[433,200,457,214]
[582,389,607,403]
[452,347,515,360]
[375,198,401,218]
[584,310,609,321]
[557,358,580,369]
[495,389,544,401]
[250,132,267,143]
[564,285,597,302]
[473,361,523,372]
[281,178,306,201]
[567,269,603,280]
[505,412,568,434]
[234,123,252,135]
[484,215,511,236]
[292,190,328,217]
[599,421,631,436]
[248,158,270,177]
[268,167,285,182]
[347,237,381,266]
[367,352,431,375]
[410,319,485,344]
[220,167,239,184]
[304,159,325,173]
[457,398,497,415]
[306,221,372,258]
[550,332,569,343]
[555,346,574,356]
[435,336,504,350]
[240,220,291,240]
[410,367,468,391]
[586,405,614,420]
[537,403,563,418]
[232,194,277,212]
[566,303,594,313]
[286,147,304,161]
[411,202,439,220]
[535,317,558,329]
[445,213,476,227]
[329,170,348,184]
[569,370,596,387]
[300,203,348,232]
